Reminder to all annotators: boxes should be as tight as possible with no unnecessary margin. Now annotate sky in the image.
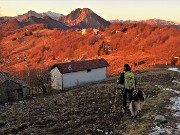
[0,0,180,22]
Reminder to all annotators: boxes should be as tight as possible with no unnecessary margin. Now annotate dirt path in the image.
[0,68,179,135]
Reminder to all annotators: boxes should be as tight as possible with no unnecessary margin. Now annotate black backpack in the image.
[118,72,124,84]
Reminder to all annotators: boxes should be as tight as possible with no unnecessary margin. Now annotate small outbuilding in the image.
[50,58,109,90]
[0,71,31,103]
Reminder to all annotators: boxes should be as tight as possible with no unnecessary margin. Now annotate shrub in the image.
[12,37,17,41]
[121,27,128,33]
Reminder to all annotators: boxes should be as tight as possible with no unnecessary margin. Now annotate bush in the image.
[121,27,128,33]
[171,58,178,66]
[24,31,33,36]
[28,69,51,94]
[12,37,17,41]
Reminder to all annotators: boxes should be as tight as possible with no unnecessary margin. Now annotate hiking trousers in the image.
[122,88,134,110]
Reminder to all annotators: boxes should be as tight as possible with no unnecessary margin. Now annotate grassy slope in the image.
[0,68,179,135]
[0,23,180,76]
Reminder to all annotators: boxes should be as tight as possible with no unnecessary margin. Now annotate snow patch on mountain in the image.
[42,11,64,20]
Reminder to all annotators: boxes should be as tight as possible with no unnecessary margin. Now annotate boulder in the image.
[154,115,167,124]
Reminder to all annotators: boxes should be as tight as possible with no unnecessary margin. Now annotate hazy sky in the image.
[0,0,180,22]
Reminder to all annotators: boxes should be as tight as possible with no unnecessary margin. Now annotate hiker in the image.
[117,64,136,113]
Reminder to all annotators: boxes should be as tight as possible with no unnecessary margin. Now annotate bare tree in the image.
[28,69,51,94]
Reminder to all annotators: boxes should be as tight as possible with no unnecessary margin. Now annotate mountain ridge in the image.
[0,8,111,36]
[110,18,180,28]
[1,9,179,30]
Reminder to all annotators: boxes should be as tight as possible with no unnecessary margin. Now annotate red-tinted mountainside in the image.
[20,16,69,30]
[0,16,68,36]
[0,19,22,36]
[0,22,180,76]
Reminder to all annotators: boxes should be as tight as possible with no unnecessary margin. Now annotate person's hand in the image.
[117,79,119,84]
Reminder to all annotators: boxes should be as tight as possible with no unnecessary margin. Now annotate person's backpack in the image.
[124,71,135,89]
[118,72,124,84]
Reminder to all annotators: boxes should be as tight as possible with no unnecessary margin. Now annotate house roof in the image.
[50,58,110,74]
[0,71,30,87]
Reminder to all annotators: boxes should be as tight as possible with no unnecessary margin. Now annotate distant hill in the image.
[16,10,44,22]
[20,16,69,30]
[0,10,64,24]
[0,16,13,24]
[0,19,22,36]
[0,16,68,36]
[110,19,138,24]
[145,19,180,28]
[110,19,180,28]
[59,8,111,28]
[0,22,180,75]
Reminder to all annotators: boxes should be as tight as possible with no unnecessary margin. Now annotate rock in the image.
[85,129,96,135]
[154,115,167,124]
[11,126,19,134]
[19,123,28,130]
[0,121,6,127]
[2,128,10,134]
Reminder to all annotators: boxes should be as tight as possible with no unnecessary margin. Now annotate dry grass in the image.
[0,23,180,75]
[0,68,179,134]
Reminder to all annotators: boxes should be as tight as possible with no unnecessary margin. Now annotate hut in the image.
[50,58,109,90]
[0,71,31,103]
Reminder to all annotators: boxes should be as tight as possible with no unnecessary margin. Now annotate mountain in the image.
[0,15,68,36]
[145,19,180,28]
[0,16,13,24]
[0,19,22,36]
[110,19,138,24]
[110,18,180,28]
[14,10,64,21]
[42,11,64,20]
[59,8,111,28]
[0,8,111,32]
[20,16,68,30]
[16,10,44,22]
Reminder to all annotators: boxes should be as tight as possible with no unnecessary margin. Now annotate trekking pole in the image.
[113,83,118,112]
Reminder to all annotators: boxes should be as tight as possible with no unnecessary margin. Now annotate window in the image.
[87,69,91,72]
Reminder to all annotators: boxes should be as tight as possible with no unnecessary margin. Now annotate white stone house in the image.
[50,58,109,90]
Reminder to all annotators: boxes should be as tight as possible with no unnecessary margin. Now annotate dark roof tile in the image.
[0,71,29,87]
[50,58,109,74]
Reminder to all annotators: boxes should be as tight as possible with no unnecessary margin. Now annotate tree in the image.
[28,69,51,94]
[98,41,106,56]
[121,27,128,33]
[171,58,178,66]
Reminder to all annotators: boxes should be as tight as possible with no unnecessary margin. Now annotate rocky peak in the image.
[59,8,110,28]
